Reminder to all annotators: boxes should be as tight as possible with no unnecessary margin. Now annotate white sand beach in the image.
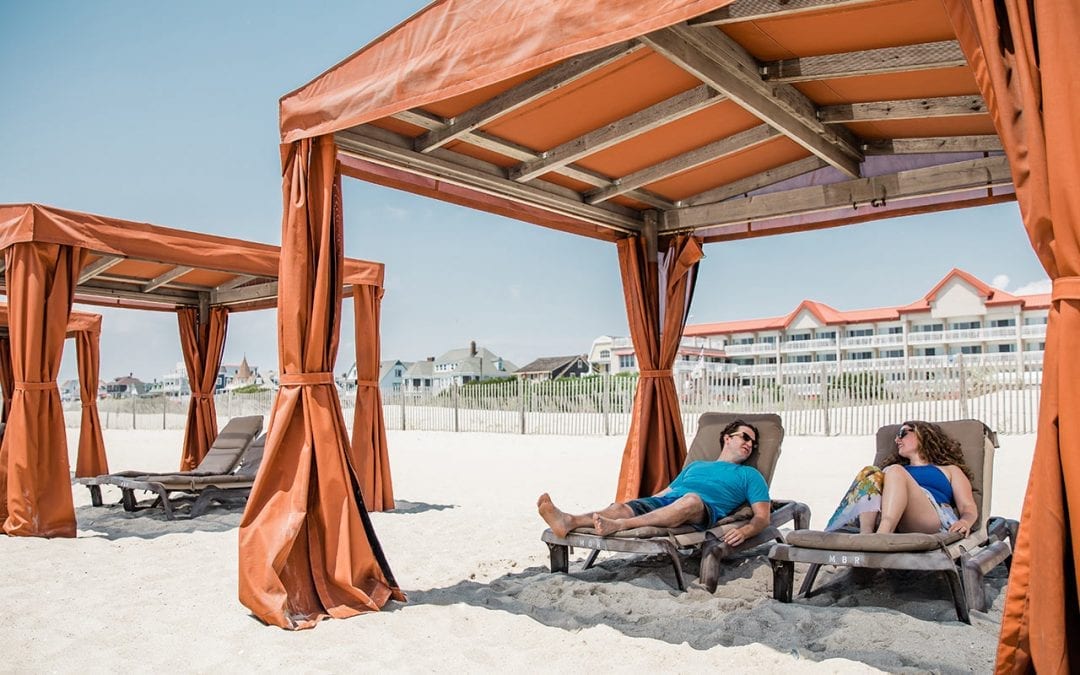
[0,428,1033,673]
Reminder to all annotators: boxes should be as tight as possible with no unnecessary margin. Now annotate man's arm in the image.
[720,501,770,547]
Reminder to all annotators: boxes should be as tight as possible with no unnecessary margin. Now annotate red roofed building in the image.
[592,269,1048,378]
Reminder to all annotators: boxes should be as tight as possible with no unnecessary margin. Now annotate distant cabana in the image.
[0,304,106,480]
[0,203,391,539]
[256,0,1079,666]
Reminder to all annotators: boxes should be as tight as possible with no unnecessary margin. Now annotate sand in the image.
[0,428,1033,673]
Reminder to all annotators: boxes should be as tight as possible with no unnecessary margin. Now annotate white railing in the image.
[1022,324,1047,338]
[780,338,837,352]
[840,333,904,348]
[723,341,778,356]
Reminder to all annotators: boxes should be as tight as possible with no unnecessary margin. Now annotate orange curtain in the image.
[0,337,12,423]
[351,285,395,511]
[944,1,1080,671]
[177,306,228,471]
[238,135,403,630]
[0,242,83,537]
[73,319,107,478]
[614,234,703,501]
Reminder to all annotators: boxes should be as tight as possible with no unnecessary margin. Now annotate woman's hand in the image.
[948,518,972,537]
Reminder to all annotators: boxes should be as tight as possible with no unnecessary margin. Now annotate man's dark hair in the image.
[720,419,759,450]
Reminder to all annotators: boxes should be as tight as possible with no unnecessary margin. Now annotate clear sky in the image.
[0,1,1050,384]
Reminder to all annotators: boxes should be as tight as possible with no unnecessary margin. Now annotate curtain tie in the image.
[1051,276,1080,301]
[193,393,214,400]
[638,369,673,378]
[355,379,378,387]
[280,372,335,386]
[14,381,57,391]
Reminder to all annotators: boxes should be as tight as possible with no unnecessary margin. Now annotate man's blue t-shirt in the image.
[667,460,770,518]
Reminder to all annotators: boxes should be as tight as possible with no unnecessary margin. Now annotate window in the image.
[913,323,943,332]
[846,328,873,337]
[395,368,402,377]
[1023,316,1048,325]
[599,350,610,359]
[1024,341,1045,352]
[959,345,983,354]
[760,335,777,344]
[887,326,904,334]
[789,333,811,341]
[923,348,937,356]
[882,350,904,358]
[996,344,1016,353]
[816,353,837,362]
[817,331,836,340]
[849,351,873,360]
[764,357,777,365]
[735,337,754,345]
[990,318,1016,328]
[950,321,982,330]
[618,354,636,369]
[787,355,812,363]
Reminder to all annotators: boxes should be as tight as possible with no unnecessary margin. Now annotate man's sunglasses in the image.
[730,431,757,447]
[896,427,915,439]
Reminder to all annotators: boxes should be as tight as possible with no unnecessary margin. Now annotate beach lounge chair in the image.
[540,412,811,592]
[767,419,1018,623]
[78,415,263,518]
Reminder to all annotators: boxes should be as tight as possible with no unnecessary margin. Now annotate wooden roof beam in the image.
[141,265,194,293]
[212,281,278,306]
[509,84,726,183]
[643,24,863,177]
[677,155,828,207]
[587,124,781,204]
[415,41,643,153]
[689,0,879,26]
[78,255,123,284]
[863,135,1003,155]
[663,155,1013,232]
[392,110,674,209]
[214,274,257,292]
[337,126,644,234]
[763,40,967,83]
[820,95,987,123]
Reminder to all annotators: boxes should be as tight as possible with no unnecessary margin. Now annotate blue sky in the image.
[0,1,1049,383]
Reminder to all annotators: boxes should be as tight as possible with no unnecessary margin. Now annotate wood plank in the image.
[509,84,725,182]
[863,135,1002,155]
[764,41,966,83]
[643,25,862,177]
[587,124,781,204]
[678,156,827,206]
[214,274,257,292]
[415,41,643,153]
[211,281,278,306]
[689,0,878,25]
[820,95,987,123]
[141,265,194,293]
[336,127,644,234]
[78,255,123,284]
[664,155,1013,231]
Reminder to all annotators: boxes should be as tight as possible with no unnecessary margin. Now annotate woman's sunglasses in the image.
[896,427,915,439]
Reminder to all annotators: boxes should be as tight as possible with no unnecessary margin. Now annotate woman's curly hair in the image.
[883,420,974,481]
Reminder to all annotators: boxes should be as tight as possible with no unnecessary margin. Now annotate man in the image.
[537,420,770,548]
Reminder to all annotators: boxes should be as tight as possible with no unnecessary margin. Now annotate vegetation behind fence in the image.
[68,356,1042,437]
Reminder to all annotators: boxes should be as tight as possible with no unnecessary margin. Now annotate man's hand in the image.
[721,526,748,547]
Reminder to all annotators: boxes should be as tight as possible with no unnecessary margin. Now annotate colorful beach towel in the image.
[825,465,960,532]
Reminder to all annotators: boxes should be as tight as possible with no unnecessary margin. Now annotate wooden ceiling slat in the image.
[820,95,987,122]
[763,40,966,83]
[77,255,123,284]
[141,265,194,293]
[678,155,828,206]
[689,0,879,26]
[862,135,1002,155]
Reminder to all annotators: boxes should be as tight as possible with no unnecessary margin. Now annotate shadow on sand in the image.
[396,549,1008,674]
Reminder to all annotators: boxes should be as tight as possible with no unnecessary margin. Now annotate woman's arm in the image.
[945,466,978,537]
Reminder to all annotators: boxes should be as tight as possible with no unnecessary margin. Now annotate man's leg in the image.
[537,493,632,538]
[593,494,705,536]
[876,466,942,534]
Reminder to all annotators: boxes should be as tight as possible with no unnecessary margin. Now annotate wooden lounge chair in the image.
[540,412,811,592]
[767,419,1018,623]
[78,414,263,518]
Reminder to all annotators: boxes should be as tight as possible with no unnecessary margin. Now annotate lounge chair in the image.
[767,419,1018,623]
[540,412,811,592]
[78,414,263,518]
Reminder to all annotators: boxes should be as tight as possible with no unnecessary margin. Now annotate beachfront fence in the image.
[66,354,1042,437]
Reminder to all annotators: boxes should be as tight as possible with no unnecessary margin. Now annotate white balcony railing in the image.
[840,333,905,348]
[780,337,837,352]
[1022,324,1047,338]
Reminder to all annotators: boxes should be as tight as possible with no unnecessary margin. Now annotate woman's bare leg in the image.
[876,466,942,534]
[537,493,632,538]
[858,511,878,534]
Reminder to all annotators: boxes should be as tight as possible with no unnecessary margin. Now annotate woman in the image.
[825,421,978,537]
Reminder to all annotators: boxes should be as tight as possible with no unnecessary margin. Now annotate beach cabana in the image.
[0,203,391,539]
[0,304,106,479]
[262,0,1078,665]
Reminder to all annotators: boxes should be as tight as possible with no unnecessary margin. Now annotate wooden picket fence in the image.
[68,355,1042,436]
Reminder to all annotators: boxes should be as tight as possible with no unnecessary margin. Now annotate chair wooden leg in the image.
[547,543,569,573]
[88,485,102,507]
[799,563,823,598]
[943,566,971,624]
[771,559,794,602]
[660,542,687,591]
[581,548,601,570]
[121,488,137,512]
[793,502,812,530]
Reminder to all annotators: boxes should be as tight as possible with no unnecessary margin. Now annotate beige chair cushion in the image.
[195,415,264,475]
[686,412,783,483]
[786,529,961,552]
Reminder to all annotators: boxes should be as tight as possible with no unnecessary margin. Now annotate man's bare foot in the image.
[537,493,575,538]
[593,513,626,536]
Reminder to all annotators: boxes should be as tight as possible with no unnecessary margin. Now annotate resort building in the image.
[596,269,1049,378]
[588,334,729,377]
